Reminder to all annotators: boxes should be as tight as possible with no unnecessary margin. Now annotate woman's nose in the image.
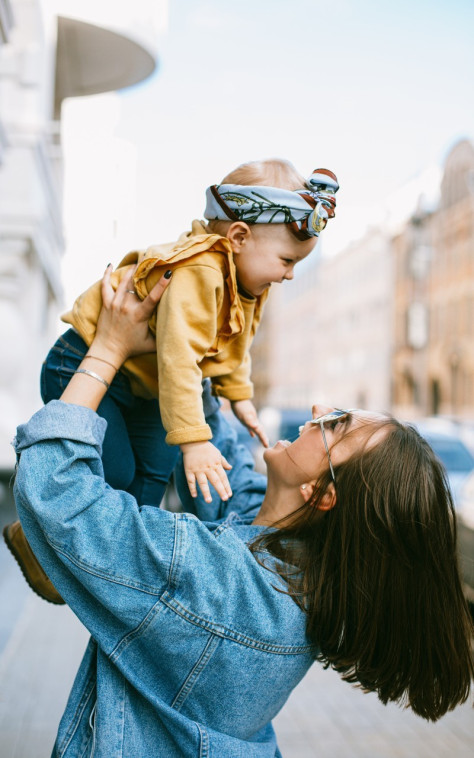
[311,403,334,419]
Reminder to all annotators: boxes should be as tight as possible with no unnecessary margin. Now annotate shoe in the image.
[3,520,65,605]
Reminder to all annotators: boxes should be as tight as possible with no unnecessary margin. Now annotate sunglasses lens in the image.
[315,410,347,423]
[301,409,353,434]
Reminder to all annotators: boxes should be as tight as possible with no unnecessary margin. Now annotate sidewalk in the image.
[274,658,474,758]
[1,500,473,756]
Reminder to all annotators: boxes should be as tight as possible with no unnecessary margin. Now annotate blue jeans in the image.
[40,329,179,506]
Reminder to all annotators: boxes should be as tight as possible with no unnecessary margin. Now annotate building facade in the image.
[252,227,393,414]
[392,139,474,420]
[0,0,165,469]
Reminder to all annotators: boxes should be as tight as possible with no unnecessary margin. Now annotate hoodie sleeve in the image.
[156,264,225,445]
[210,350,253,401]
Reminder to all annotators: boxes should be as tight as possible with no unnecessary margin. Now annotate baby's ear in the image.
[226,222,251,252]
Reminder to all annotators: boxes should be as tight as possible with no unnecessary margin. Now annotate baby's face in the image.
[232,224,316,297]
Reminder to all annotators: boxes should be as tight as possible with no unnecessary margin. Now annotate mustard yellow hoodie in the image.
[62,221,268,445]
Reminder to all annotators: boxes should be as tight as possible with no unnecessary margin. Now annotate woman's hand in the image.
[59,265,171,411]
[91,264,171,367]
[180,441,233,503]
[231,399,269,447]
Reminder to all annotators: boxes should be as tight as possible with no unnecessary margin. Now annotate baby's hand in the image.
[180,441,232,504]
[231,400,269,448]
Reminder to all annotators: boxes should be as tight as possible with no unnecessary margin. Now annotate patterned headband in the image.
[204,168,339,240]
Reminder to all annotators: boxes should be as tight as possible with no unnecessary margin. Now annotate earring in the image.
[301,485,307,490]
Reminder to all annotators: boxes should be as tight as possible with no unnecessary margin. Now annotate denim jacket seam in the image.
[56,669,96,756]
[168,514,187,588]
[109,597,166,663]
[162,591,314,654]
[171,633,221,712]
[48,537,164,595]
[106,518,184,663]
[197,723,210,758]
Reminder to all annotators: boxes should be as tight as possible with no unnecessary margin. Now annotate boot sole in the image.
[3,524,65,605]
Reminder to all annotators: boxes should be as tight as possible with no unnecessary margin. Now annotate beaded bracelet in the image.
[74,368,110,390]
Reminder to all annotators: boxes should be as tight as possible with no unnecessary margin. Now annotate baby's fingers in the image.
[186,472,198,498]
[206,468,231,502]
[220,455,232,471]
[244,417,269,448]
[195,473,213,504]
[216,465,232,499]
[254,425,269,448]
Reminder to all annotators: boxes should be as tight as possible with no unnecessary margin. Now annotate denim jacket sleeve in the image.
[13,401,180,652]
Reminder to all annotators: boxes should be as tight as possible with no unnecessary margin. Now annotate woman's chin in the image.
[263,440,290,464]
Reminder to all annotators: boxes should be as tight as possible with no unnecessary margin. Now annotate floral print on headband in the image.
[204,168,339,240]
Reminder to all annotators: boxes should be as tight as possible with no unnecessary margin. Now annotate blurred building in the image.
[0,0,166,469]
[392,139,474,420]
[252,228,393,412]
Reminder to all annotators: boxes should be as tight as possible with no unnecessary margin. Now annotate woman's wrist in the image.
[82,354,120,372]
[86,335,129,371]
[79,355,118,386]
[59,348,120,410]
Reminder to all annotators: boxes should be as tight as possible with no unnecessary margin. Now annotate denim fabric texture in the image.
[13,399,314,757]
[41,329,179,506]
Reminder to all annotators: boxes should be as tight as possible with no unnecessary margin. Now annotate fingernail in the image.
[106,263,112,269]
[164,270,172,279]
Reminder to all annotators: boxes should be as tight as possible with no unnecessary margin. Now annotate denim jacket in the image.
[13,399,315,757]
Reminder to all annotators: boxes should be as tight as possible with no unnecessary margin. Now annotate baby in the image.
[4,158,338,604]
[58,159,338,504]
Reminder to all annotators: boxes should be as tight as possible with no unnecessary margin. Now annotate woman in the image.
[12,268,473,757]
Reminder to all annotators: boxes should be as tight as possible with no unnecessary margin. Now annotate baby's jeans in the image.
[40,328,179,506]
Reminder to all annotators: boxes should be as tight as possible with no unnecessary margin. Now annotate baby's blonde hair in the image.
[208,158,307,234]
[221,158,306,190]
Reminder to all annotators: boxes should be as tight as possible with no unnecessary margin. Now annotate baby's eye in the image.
[283,259,294,265]
[328,419,342,430]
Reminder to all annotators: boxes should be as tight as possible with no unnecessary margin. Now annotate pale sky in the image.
[61,0,474,302]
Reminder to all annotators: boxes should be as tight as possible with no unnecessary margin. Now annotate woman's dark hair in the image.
[250,418,474,721]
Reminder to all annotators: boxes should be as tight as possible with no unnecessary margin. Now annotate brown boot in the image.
[3,520,65,605]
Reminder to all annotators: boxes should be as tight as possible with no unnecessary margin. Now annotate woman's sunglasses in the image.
[299,410,354,484]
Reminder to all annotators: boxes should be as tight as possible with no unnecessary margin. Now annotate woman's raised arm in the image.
[60,264,171,411]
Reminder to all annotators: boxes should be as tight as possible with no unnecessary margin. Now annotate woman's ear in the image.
[300,482,337,511]
[226,221,251,253]
[301,481,336,511]
[318,482,336,512]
